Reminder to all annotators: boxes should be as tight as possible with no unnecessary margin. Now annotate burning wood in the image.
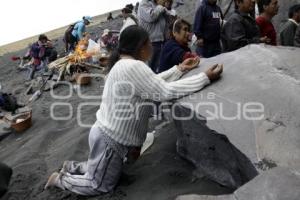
[48,37,106,81]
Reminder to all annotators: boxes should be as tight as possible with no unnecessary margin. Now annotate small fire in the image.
[69,37,96,63]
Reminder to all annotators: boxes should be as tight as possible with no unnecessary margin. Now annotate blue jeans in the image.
[196,41,221,58]
[149,41,164,74]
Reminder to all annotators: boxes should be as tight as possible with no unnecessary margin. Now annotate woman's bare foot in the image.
[44,172,60,189]
[60,161,69,173]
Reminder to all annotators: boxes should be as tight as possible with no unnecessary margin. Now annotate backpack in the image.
[0,93,19,112]
[64,23,76,43]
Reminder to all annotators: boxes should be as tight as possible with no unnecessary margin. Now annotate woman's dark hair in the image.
[257,0,272,14]
[289,4,300,18]
[234,0,255,17]
[107,25,149,72]
[122,7,132,14]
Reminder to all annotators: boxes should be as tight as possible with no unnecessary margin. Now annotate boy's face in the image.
[173,24,191,45]
[164,0,173,9]
[264,0,279,16]
[237,0,255,13]
[40,39,48,45]
[84,19,90,25]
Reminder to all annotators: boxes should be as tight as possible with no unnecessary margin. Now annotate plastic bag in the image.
[87,39,100,54]
[87,39,101,63]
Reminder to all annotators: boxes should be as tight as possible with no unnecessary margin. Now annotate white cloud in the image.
[0,0,138,46]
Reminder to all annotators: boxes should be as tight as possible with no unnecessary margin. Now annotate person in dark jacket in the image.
[279,4,300,46]
[295,25,300,47]
[159,19,197,73]
[221,0,270,52]
[193,0,223,58]
[256,0,279,46]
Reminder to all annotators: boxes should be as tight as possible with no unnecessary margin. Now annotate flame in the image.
[69,37,96,63]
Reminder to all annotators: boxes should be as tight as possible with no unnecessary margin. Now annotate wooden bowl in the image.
[75,73,91,85]
[10,111,32,133]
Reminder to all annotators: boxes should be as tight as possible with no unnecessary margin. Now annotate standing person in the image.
[70,16,93,49]
[193,0,223,58]
[279,4,300,46]
[256,0,279,46]
[295,25,300,47]
[107,12,114,21]
[126,3,134,12]
[120,7,138,34]
[221,0,270,52]
[135,2,140,14]
[44,25,223,196]
[160,19,197,73]
[138,0,168,73]
[164,0,178,40]
[196,0,203,9]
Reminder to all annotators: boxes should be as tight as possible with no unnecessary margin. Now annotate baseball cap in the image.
[84,16,93,23]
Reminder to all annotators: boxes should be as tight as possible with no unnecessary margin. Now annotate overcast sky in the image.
[0,0,137,46]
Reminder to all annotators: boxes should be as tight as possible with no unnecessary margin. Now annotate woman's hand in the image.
[205,64,223,81]
[178,57,200,72]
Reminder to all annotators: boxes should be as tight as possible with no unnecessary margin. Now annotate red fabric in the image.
[33,58,41,66]
[256,16,277,46]
[11,56,20,61]
[183,52,198,61]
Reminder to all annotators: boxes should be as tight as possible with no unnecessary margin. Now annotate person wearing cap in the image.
[100,29,118,51]
[71,16,92,43]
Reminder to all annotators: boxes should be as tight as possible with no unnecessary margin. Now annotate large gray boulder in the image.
[176,166,300,200]
[173,106,258,189]
[176,44,300,169]
[172,44,300,196]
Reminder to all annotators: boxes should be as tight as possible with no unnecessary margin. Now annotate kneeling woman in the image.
[45,26,223,196]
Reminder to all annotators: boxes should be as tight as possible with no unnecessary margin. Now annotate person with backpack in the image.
[193,0,223,58]
[64,16,93,52]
